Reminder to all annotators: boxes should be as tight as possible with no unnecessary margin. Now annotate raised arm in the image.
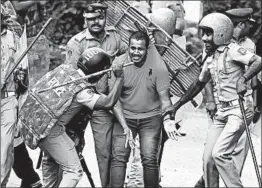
[163,61,211,118]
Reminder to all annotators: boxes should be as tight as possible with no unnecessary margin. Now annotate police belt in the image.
[216,95,252,109]
[1,90,16,99]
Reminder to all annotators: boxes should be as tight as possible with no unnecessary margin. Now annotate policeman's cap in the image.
[83,3,108,19]
[225,8,255,24]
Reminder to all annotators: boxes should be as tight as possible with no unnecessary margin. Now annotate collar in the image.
[232,36,247,44]
[238,36,247,43]
[216,44,229,52]
[84,28,110,40]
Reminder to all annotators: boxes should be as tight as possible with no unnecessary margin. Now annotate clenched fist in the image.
[112,63,124,78]
[236,76,247,97]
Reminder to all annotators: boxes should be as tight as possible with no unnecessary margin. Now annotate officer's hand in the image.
[206,101,217,119]
[163,119,181,140]
[236,77,247,97]
[123,127,135,149]
[112,63,124,78]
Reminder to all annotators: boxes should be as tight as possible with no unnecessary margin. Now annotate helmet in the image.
[151,8,177,36]
[199,13,233,45]
[77,47,111,75]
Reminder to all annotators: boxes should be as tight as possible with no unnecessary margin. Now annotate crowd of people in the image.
[1,1,261,188]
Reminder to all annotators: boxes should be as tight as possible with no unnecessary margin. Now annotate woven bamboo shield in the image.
[103,1,202,97]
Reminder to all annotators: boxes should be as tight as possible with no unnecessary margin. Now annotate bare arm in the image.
[204,80,215,102]
[172,62,211,113]
[112,101,128,129]
[243,55,262,81]
[112,99,135,148]
[159,88,173,120]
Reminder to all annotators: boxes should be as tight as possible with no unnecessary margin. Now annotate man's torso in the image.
[207,42,254,103]
[114,45,169,119]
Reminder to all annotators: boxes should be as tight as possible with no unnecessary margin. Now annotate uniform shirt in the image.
[200,42,255,102]
[54,87,100,133]
[237,37,256,53]
[110,45,170,119]
[66,26,128,69]
[203,37,257,103]
[1,29,17,91]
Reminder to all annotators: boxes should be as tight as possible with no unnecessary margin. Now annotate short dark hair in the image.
[129,31,150,48]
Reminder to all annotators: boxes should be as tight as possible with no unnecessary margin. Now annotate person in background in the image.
[1,5,20,187]
[65,3,130,188]
[2,1,43,187]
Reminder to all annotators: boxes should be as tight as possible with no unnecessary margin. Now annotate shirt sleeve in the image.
[65,37,82,69]
[75,89,100,110]
[230,45,255,66]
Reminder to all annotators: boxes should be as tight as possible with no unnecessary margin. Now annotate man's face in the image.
[233,21,254,39]
[85,13,106,34]
[129,39,148,65]
[201,28,217,54]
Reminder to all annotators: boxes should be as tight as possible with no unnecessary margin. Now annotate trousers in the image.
[13,142,42,188]
[1,96,18,188]
[40,125,83,187]
[203,99,253,188]
[110,115,162,188]
[90,110,114,187]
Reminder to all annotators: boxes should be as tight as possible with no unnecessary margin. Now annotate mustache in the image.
[91,24,101,27]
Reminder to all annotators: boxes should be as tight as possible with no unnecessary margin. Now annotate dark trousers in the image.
[90,110,114,188]
[110,115,162,188]
[12,142,41,188]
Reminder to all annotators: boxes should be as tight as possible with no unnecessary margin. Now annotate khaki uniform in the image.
[66,26,127,68]
[230,37,257,176]
[64,26,127,188]
[199,42,255,187]
[1,29,18,188]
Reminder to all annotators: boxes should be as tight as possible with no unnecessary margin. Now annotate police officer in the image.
[65,3,129,187]
[1,5,19,187]
[225,6,259,175]
[225,8,256,52]
[19,47,125,187]
[195,8,258,188]
[164,13,261,187]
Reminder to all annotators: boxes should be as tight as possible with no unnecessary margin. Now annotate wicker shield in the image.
[103,1,202,97]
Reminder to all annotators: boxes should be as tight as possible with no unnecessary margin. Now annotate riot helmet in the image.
[199,13,234,45]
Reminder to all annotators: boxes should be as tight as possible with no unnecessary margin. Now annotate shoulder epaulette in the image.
[74,29,88,42]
